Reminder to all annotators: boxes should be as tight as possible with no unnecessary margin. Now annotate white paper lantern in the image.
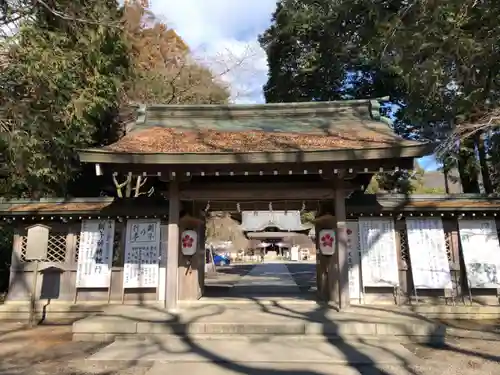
[181,230,198,256]
[318,229,335,256]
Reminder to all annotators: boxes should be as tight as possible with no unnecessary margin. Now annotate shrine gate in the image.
[73,98,430,310]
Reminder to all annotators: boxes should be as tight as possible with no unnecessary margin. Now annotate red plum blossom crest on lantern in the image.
[321,233,334,248]
[182,234,194,249]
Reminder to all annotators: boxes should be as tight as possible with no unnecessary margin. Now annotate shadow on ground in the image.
[3,261,500,375]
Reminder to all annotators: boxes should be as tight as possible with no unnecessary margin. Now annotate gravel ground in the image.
[403,337,500,375]
[0,325,152,375]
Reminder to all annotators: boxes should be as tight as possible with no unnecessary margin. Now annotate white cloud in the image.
[150,0,277,104]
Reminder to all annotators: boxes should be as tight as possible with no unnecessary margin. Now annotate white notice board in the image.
[458,219,500,288]
[76,220,115,288]
[359,218,399,287]
[405,218,452,289]
[123,219,160,289]
[346,221,362,301]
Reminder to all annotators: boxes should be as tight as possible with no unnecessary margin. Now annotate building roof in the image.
[2,194,497,221]
[78,99,433,165]
[240,210,307,232]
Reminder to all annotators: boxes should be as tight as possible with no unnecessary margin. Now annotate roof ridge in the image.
[141,97,390,122]
[146,97,388,111]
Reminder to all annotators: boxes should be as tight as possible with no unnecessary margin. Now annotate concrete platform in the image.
[142,362,413,375]
[88,335,417,365]
[71,301,500,342]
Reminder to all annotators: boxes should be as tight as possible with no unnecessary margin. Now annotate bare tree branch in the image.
[438,109,500,157]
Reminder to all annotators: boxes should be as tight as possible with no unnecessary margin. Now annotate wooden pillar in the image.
[62,225,78,300]
[335,185,349,309]
[7,229,25,300]
[198,219,206,296]
[166,180,180,311]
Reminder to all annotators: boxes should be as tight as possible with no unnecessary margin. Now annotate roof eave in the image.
[78,143,434,165]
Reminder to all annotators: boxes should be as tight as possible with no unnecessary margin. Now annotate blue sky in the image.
[152,0,439,171]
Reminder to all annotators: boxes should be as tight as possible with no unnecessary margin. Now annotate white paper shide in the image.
[124,219,160,289]
[405,218,452,289]
[359,218,399,287]
[76,220,115,288]
[346,221,361,301]
[459,219,500,288]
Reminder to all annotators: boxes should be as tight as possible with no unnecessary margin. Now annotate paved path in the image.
[230,262,300,296]
[88,336,417,365]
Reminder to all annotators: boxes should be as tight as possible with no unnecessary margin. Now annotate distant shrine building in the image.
[241,211,313,258]
[3,98,500,318]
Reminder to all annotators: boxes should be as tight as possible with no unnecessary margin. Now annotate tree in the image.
[372,0,500,194]
[122,1,230,105]
[0,1,233,199]
[259,0,397,103]
[365,166,446,195]
[260,0,500,194]
[0,0,131,198]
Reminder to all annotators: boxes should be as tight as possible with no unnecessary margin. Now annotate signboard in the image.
[180,230,198,256]
[318,229,335,255]
[458,219,500,288]
[359,218,399,287]
[123,219,160,289]
[25,224,50,260]
[346,221,362,301]
[76,220,115,288]
[405,218,452,289]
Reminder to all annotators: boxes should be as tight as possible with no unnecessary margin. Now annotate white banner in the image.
[359,218,399,287]
[458,219,500,288]
[405,218,452,289]
[76,220,115,288]
[124,219,160,289]
[346,221,362,301]
[158,225,168,301]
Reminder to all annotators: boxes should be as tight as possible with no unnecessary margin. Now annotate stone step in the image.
[87,335,418,365]
[142,362,411,375]
[72,317,446,342]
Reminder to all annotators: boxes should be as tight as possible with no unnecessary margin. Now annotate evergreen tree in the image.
[260,0,500,193]
[0,0,131,198]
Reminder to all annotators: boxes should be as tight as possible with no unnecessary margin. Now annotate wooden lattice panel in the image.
[46,233,67,262]
[398,228,409,268]
[20,233,67,262]
[20,235,28,262]
[444,231,453,263]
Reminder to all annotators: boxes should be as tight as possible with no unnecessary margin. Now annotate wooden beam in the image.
[177,182,359,201]
[97,157,416,177]
[194,200,320,213]
[180,187,335,201]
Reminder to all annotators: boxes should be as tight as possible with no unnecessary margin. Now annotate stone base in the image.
[70,301,500,342]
